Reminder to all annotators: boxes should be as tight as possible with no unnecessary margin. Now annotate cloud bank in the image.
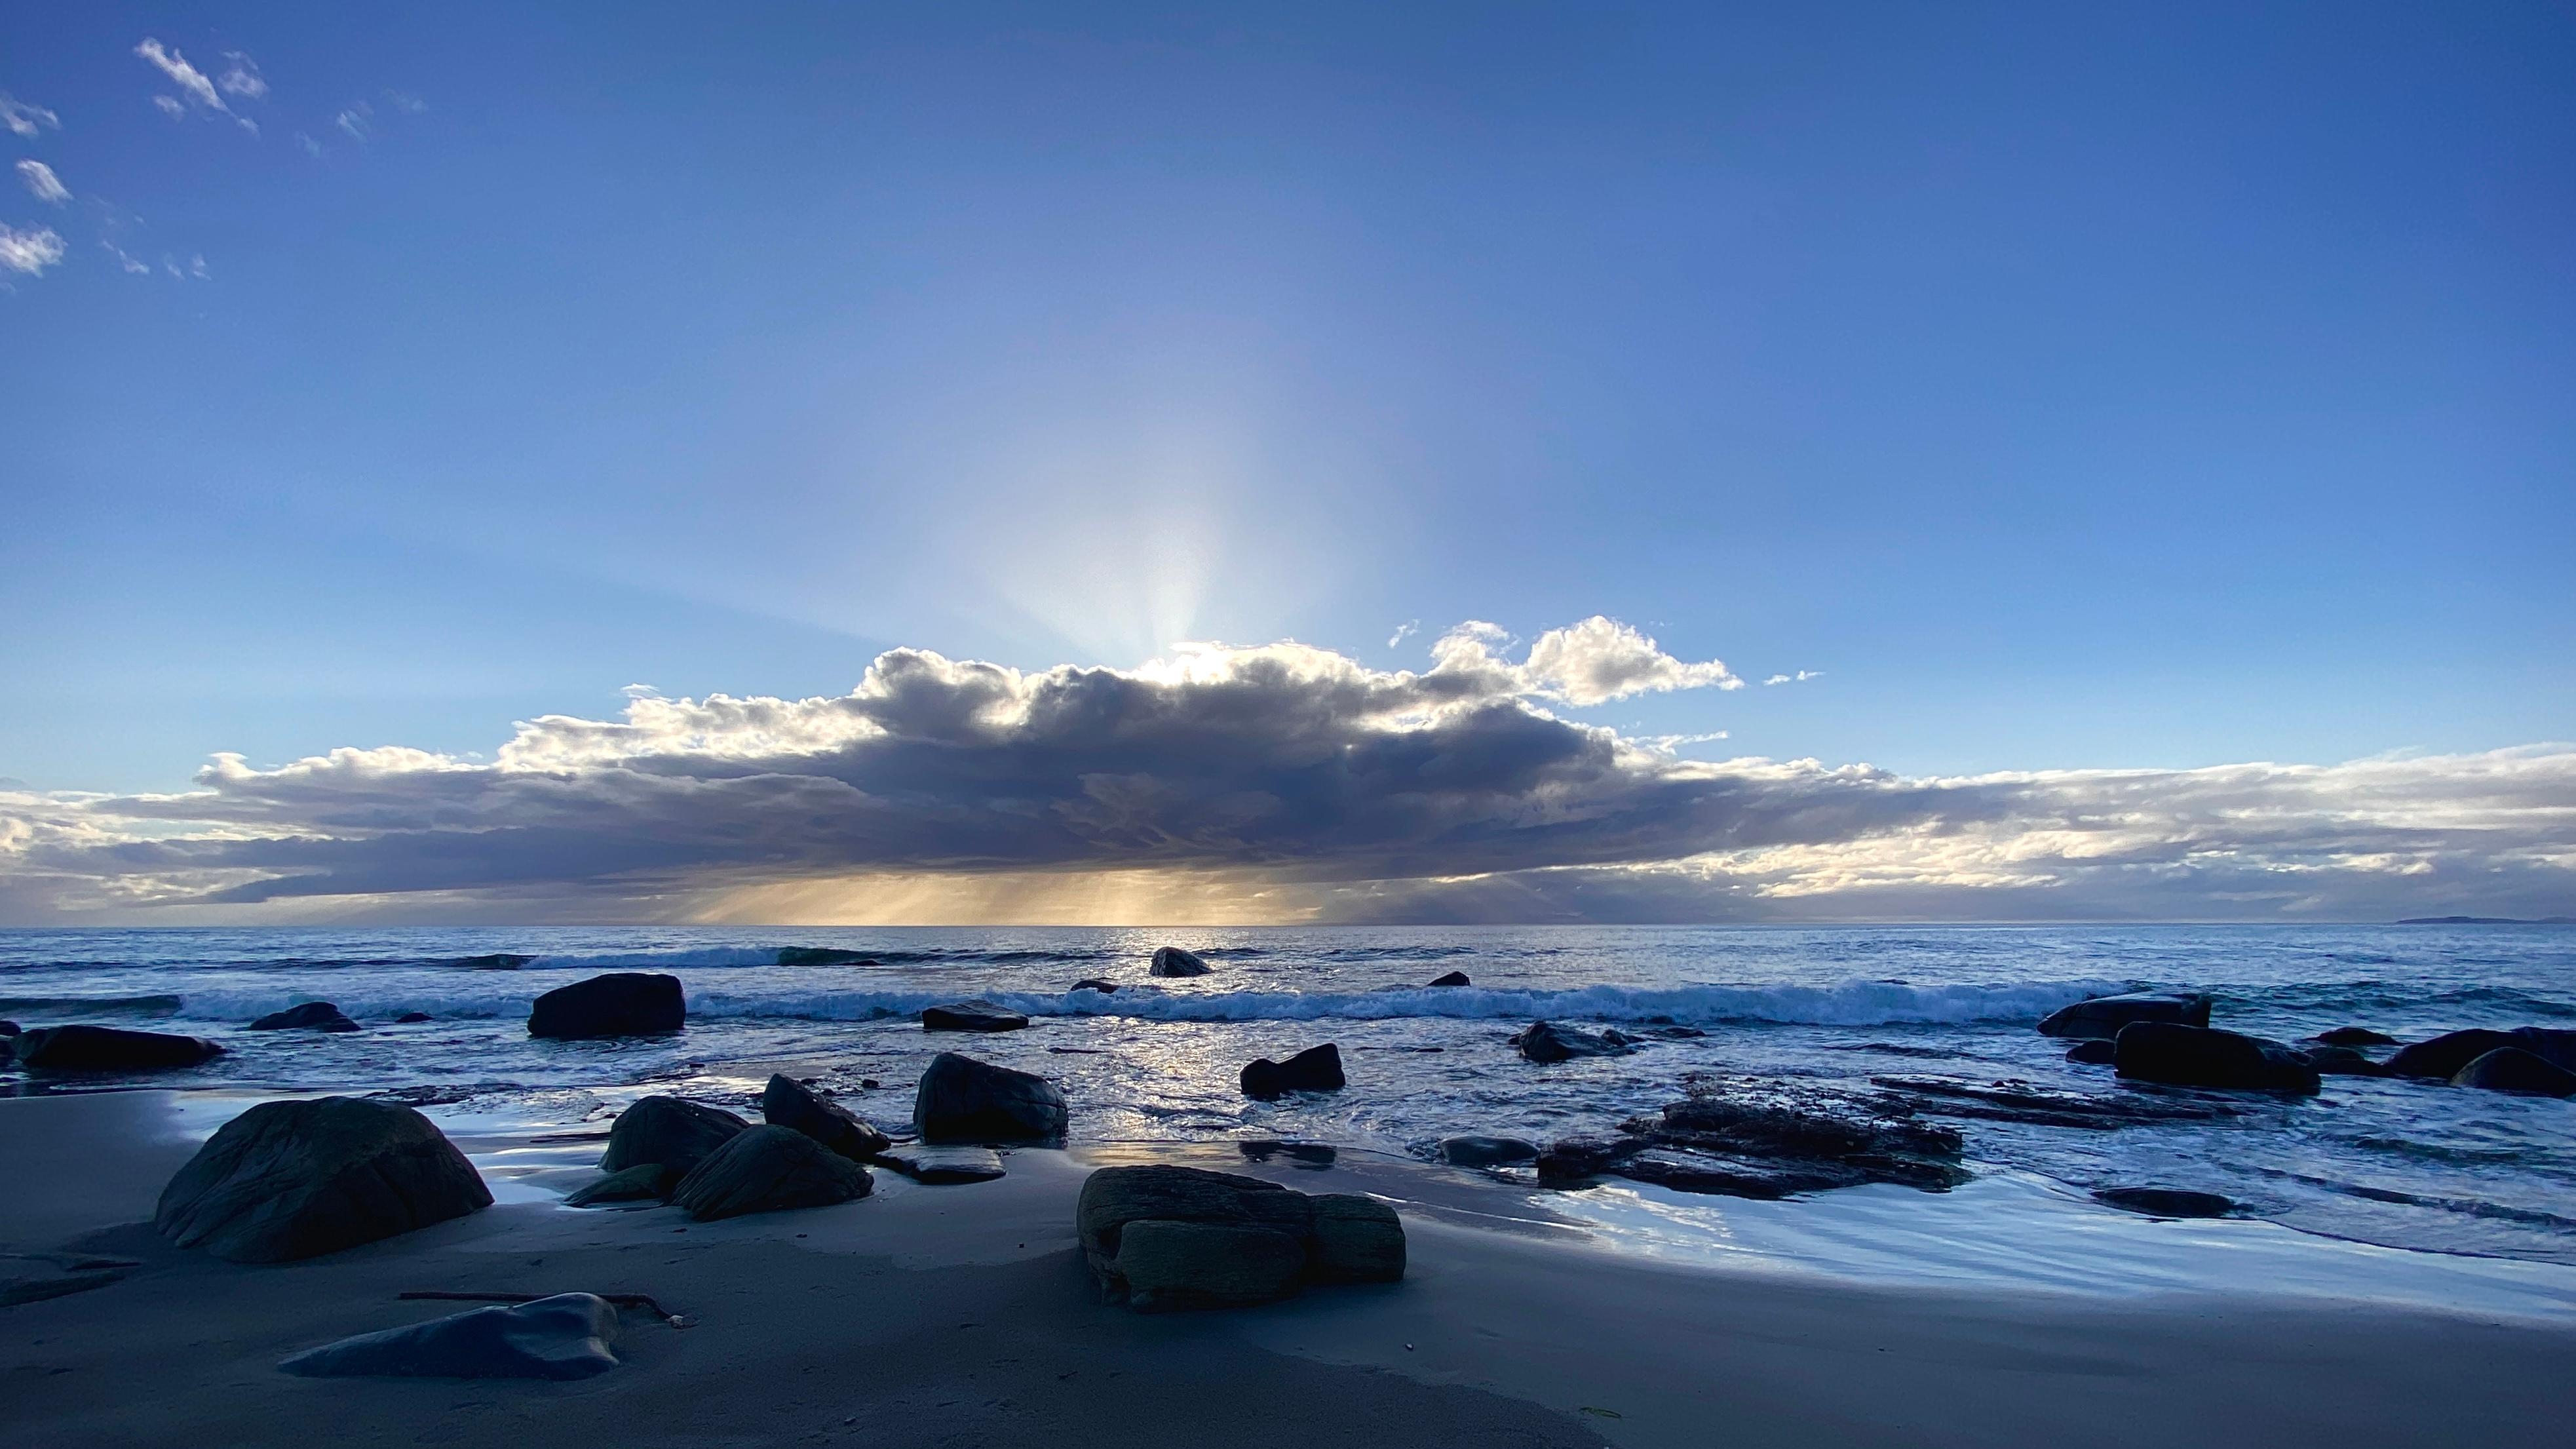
[1,619,2567,924]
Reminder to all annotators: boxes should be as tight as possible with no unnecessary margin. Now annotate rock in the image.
[2064,1039,2119,1065]
[2303,1045,2391,1076]
[1305,1194,1405,1283]
[669,1125,871,1220]
[921,999,1030,1032]
[1071,978,1119,994]
[279,1293,621,1380]
[1427,971,1472,987]
[156,1096,491,1262]
[1872,1075,2235,1129]
[393,1011,434,1024]
[2113,1022,2320,1094]
[248,1001,361,1032]
[1112,1220,1309,1311]
[2094,1187,2235,1218]
[1514,1020,1633,1063]
[759,1073,891,1161]
[777,946,874,966]
[1613,1148,1867,1197]
[598,1096,748,1185]
[2037,992,2213,1039]
[2385,1028,2523,1079]
[1150,946,1212,977]
[12,1024,225,1073]
[1646,1093,1967,1191]
[875,1145,1007,1184]
[913,1051,1069,1143]
[2505,1027,2576,1072]
[2311,1026,2397,1047]
[1437,1136,1540,1168]
[1,1252,133,1307]
[2451,1047,2576,1097]
[0,1019,20,1035]
[526,972,684,1039]
[1075,1164,1403,1311]
[564,1164,666,1207]
[452,953,534,971]
[1238,1140,1337,1167]
[1240,1043,1345,1098]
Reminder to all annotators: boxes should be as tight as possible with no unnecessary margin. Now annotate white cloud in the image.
[1432,615,1741,706]
[1387,621,1419,649]
[294,130,323,157]
[100,241,151,275]
[161,253,211,280]
[0,223,66,276]
[384,90,427,114]
[1764,670,1824,686]
[218,52,267,100]
[336,103,372,140]
[0,90,60,138]
[15,159,68,205]
[136,38,228,115]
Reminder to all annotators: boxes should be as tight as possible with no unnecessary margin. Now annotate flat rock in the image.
[1872,1075,2233,1129]
[1240,1043,1346,1098]
[669,1125,871,1220]
[1,1252,132,1307]
[1613,1148,1864,1198]
[921,999,1030,1032]
[599,1095,749,1184]
[279,1293,621,1380]
[1150,946,1213,977]
[2311,1026,2398,1047]
[1076,1165,1401,1312]
[1113,1220,1308,1311]
[248,1001,361,1032]
[1427,971,1472,987]
[913,1051,1069,1143]
[2037,993,2212,1040]
[527,972,684,1039]
[1514,1020,1633,1063]
[2094,1186,2235,1218]
[1438,1136,1540,1168]
[564,1163,666,1207]
[156,1096,491,1262]
[875,1144,1007,1184]
[2451,1047,2576,1097]
[2114,1022,2320,1094]
[761,1073,891,1161]
[13,1024,225,1072]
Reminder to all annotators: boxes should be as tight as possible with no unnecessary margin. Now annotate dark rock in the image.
[1612,1148,1866,1198]
[2094,1187,2235,1218]
[598,1095,748,1184]
[1237,1140,1337,1167]
[1514,1020,1633,1063]
[2451,1047,2576,1097]
[2037,993,2212,1040]
[526,972,684,1039]
[14,1024,225,1073]
[564,1164,666,1207]
[1646,1093,1967,1191]
[1075,1164,1401,1311]
[1240,1043,1346,1098]
[1872,1075,2236,1129]
[921,999,1029,1032]
[1535,1135,1643,1183]
[2385,1029,2522,1079]
[393,1011,434,1024]
[2506,1027,2576,1072]
[156,1097,491,1262]
[1071,978,1119,994]
[913,1051,1068,1143]
[1,1253,131,1308]
[0,1020,19,1035]
[875,1144,1007,1184]
[2064,1039,2119,1065]
[2303,1045,2391,1076]
[2113,1022,2320,1094]
[1113,1220,1308,1311]
[1437,1136,1540,1168]
[1150,946,1212,977]
[776,946,874,966]
[760,1073,891,1161]
[1427,971,1472,987]
[1307,1194,1405,1283]
[248,1001,361,1033]
[2311,1026,2398,1047]
[279,1292,620,1380]
[669,1125,871,1220]
[452,953,534,971]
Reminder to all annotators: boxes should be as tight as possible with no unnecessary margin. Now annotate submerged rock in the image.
[280,1293,621,1380]
[1541,1087,1967,1200]
[565,1163,666,1207]
[670,1125,871,1220]
[248,1001,361,1032]
[1438,1135,1540,1168]
[1150,946,1213,977]
[1071,978,1119,994]
[2037,992,2212,1040]
[2094,1186,2235,1218]
[452,953,534,971]
[921,999,1030,1032]
[2386,1028,2523,1079]
[526,972,685,1039]
[599,1095,748,1185]
[1427,971,1472,987]
[760,1073,891,1162]
[1075,1165,1402,1311]
[157,1097,491,1262]
[1240,1043,1345,1098]
[875,1144,1007,1184]
[2064,1039,2119,1065]
[913,1051,1069,1143]
[776,946,875,966]
[2114,1023,2320,1095]
[1872,1075,2235,1129]
[2303,1045,2391,1077]
[393,1011,434,1024]
[2451,1048,2576,1097]
[2311,1026,2398,1047]
[1514,1020,1634,1063]
[13,1024,224,1073]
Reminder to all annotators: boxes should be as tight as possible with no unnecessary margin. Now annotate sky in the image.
[1,3,2569,925]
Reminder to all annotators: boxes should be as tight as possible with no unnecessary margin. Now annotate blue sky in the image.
[1,4,2569,923]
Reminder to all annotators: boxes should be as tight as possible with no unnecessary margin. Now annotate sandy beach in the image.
[5,1088,2570,1449]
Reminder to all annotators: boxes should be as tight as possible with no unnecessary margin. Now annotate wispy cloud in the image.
[383,90,427,115]
[161,252,210,280]
[335,102,372,140]
[294,130,323,157]
[151,95,186,119]
[1763,670,1824,686]
[0,90,60,138]
[0,223,67,277]
[100,241,151,275]
[15,159,69,205]
[136,38,227,114]
[1387,621,1419,649]
[217,52,267,101]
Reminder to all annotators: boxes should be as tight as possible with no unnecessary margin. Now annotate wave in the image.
[0,994,184,1018]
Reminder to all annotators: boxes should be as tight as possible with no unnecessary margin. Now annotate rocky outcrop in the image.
[1514,1021,1634,1063]
[2451,1048,2576,1097]
[248,1001,361,1032]
[1075,1165,1403,1311]
[598,1095,748,1186]
[2064,1039,2119,1065]
[1437,1136,1539,1168]
[1150,946,1212,977]
[921,999,1029,1032]
[1871,1075,2236,1129]
[760,1074,891,1161]
[1240,1043,1345,1098]
[913,1052,1069,1143]
[2036,992,2212,1039]
[1538,1087,1967,1199]
[12,1024,224,1072]
[2386,1028,2522,1079]
[669,1125,871,1220]
[2094,1187,2235,1218]
[564,1163,666,1207]
[2311,1026,2397,1047]
[526,973,685,1039]
[156,1097,491,1262]
[280,1293,621,1380]
[1427,971,1472,987]
[2113,1023,2320,1094]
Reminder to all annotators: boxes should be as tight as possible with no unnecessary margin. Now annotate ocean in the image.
[5,922,2572,1274]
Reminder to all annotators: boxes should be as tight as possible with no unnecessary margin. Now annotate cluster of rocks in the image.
[2044,991,2576,1098]
[1533,1085,1968,1199]
[1077,1165,1404,1311]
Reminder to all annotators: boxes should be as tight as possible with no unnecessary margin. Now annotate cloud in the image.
[136,38,228,115]
[336,103,371,140]
[1434,615,1741,706]
[15,159,68,205]
[0,223,66,276]
[151,95,186,119]
[1388,621,1419,649]
[0,90,60,138]
[294,130,323,157]
[160,252,211,280]
[218,52,267,100]
[384,90,427,114]
[1764,670,1823,686]
[2,625,2568,924]
[100,241,151,275]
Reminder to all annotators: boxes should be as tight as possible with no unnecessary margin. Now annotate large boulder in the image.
[2037,992,2212,1040]
[1514,1020,1632,1063]
[564,1164,665,1207]
[2385,1028,2522,1079]
[249,1001,361,1033]
[1075,1165,1402,1311]
[1113,1221,1309,1311]
[155,1097,492,1262]
[526,973,684,1039]
[670,1125,871,1220]
[760,1074,891,1161]
[1307,1194,1406,1283]
[2451,1048,2576,1097]
[2113,1022,2320,1094]
[1240,1043,1345,1098]
[913,1052,1069,1143]
[279,1293,621,1380]
[1150,946,1212,977]
[921,999,1029,1032]
[1427,971,1472,987]
[13,1024,224,1072]
[2505,1027,2576,1072]
[598,1096,748,1185]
